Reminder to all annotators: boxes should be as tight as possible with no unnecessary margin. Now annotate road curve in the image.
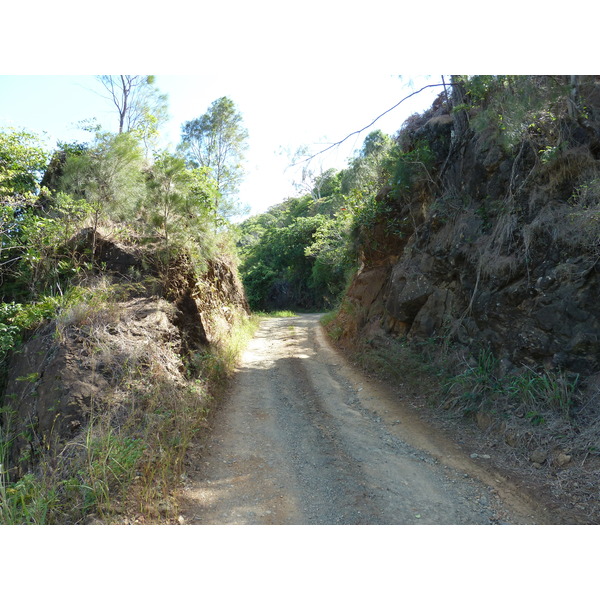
[178,314,547,525]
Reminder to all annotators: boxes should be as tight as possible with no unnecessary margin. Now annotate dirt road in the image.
[178,314,551,525]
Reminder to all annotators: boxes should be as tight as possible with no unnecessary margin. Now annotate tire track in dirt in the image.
[178,314,551,524]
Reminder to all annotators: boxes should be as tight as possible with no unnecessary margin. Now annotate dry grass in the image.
[0,280,258,524]
[332,319,600,522]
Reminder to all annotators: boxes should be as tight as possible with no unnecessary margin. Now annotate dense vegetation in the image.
[237,129,394,310]
[1,78,247,365]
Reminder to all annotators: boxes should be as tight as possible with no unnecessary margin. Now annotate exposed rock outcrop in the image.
[1,231,249,478]
[338,78,600,378]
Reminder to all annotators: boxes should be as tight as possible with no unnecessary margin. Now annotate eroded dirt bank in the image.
[177,315,565,525]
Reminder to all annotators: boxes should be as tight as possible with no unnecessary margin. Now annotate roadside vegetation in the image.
[237,129,393,312]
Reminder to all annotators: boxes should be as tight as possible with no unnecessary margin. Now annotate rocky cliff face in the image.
[337,78,600,380]
[1,232,249,478]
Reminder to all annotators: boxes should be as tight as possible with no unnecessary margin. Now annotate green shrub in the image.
[386,140,435,200]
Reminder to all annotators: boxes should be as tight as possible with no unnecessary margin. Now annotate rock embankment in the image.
[1,231,249,480]
[330,78,600,521]
[339,81,600,378]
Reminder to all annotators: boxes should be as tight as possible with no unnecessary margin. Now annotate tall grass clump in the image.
[443,348,581,421]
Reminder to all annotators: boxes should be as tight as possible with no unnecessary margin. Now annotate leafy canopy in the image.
[179,96,248,213]
[142,150,218,262]
[0,128,49,202]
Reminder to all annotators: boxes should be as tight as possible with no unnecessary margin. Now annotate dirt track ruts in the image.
[178,314,553,525]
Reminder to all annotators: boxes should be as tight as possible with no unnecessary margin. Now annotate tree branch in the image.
[292,82,453,166]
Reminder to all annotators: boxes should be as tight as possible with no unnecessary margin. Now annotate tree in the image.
[287,145,327,200]
[312,168,342,199]
[341,130,392,195]
[96,75,168,153]
[144,152,189,262]
[1,128,49,278]
[143,151,217,264]
[60,132,144,260]
[0,128,49,202]
[178,97,248,214]
[238,188,353,310]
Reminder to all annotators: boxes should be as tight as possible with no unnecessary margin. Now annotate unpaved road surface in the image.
[179,314,553,525]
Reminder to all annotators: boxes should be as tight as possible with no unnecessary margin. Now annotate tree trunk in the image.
[567,75,579,119]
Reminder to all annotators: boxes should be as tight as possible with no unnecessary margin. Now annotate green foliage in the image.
[0,128,49,202]
[10,192,92,296]
[10,296,60,331]
[96,75,169,149]
[386,139,435,199]
[444,349,580,419]
[240,210,327,310]
[305,208,355,302]
[0,83,255,524]
[142,151,218,265]
[504,368,579,418]
[83,431,146,510]
[254,310,297,318]
[0,470,60,525]
[312,168,342,199]
[1,129,51,288]
[443,349,500,415]
[0,425,146,523]
[341,130,393,195]
[239,131,396,312]
[60,131,144,245]
[0,303,21,361]
[237,185,356,311]
[179,96,248,213]
[457,75,569,152]
[0,292,79,375]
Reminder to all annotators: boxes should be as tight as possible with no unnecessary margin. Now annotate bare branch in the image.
[292,82,453,166]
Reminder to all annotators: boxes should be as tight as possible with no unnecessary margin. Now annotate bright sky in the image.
[1,2,591,219]
[0,73,442,216]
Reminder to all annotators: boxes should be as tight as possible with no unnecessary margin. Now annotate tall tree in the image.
[96,75,168,151]
[340,130,392,195]
[178,97,248,213]
[60,132,144,261]
[0,128,49,283]
[0,128,49,202]
[143,151,216,263]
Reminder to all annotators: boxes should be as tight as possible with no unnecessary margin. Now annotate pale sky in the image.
[0,73,442,216]
[1,2,588,218]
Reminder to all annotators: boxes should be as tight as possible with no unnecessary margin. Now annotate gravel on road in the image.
[178,314,549,525]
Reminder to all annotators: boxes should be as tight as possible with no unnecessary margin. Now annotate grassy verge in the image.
[0,297,260,524]
[253,310,298,318]
[323,305,583,419]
